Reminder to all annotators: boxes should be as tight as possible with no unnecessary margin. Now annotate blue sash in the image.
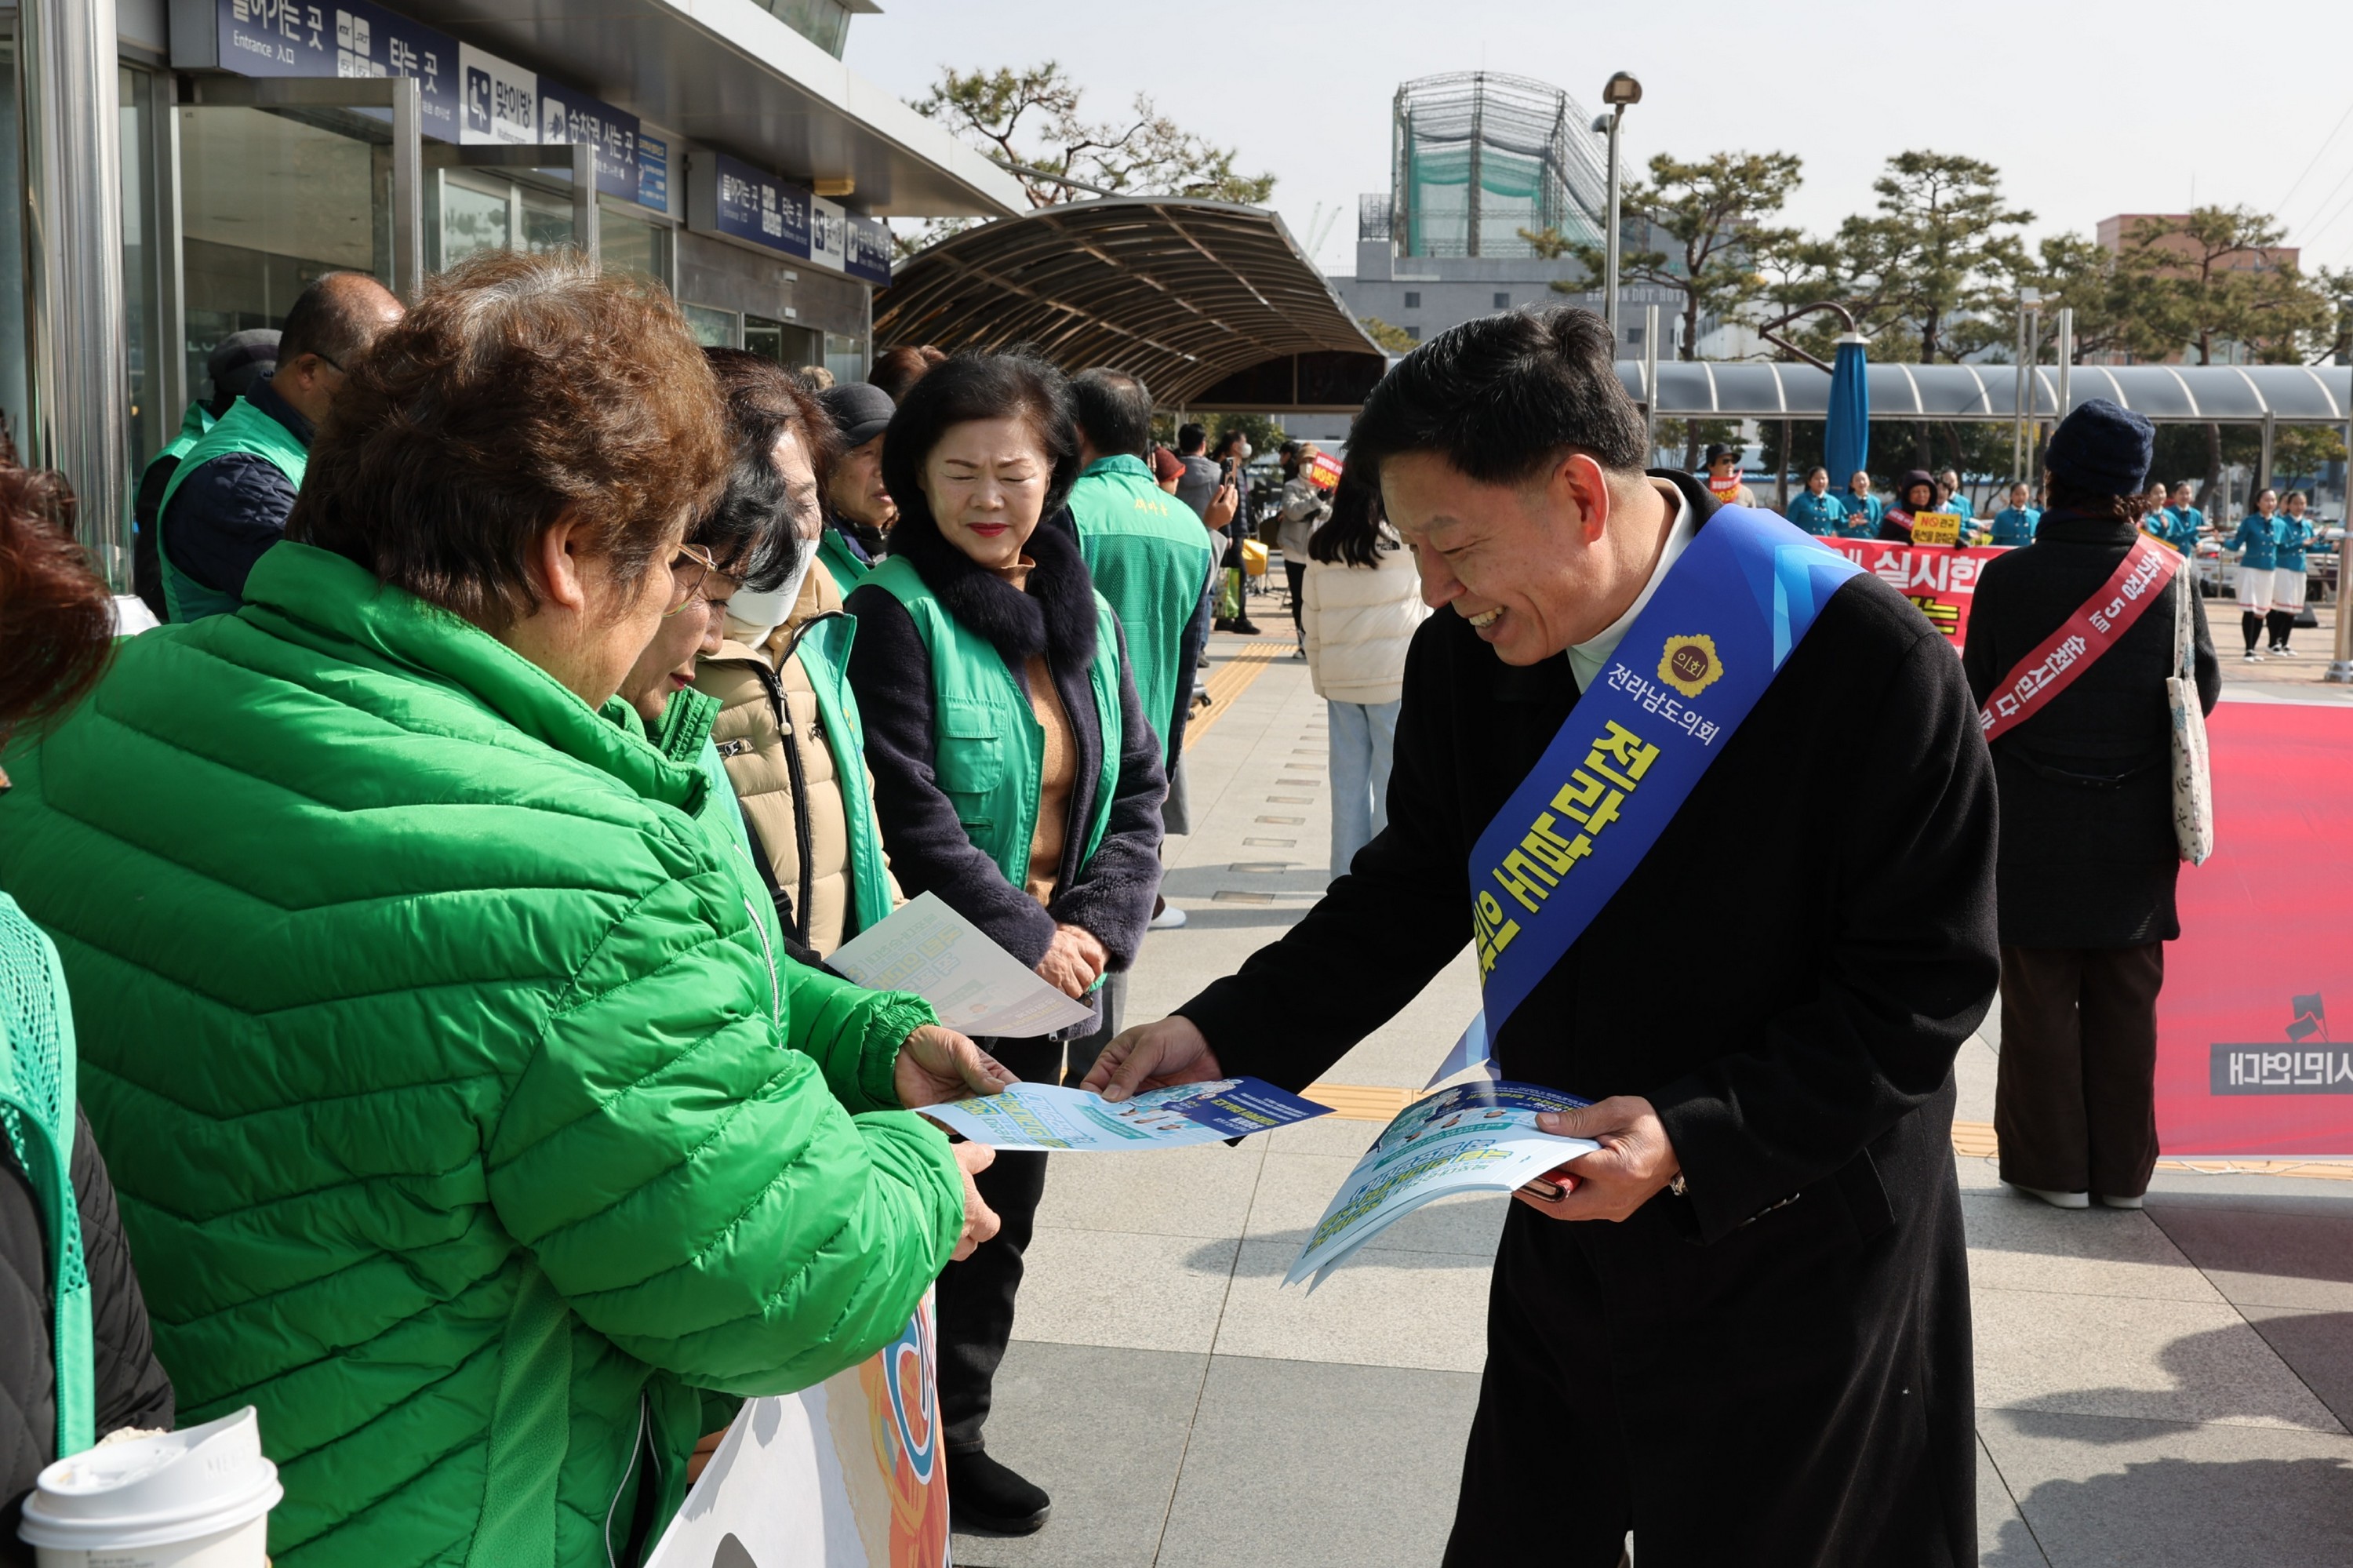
[1432,505,1863,1083]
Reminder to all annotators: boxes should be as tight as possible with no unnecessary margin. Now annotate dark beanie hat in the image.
[820,381,896,448]
[2046,398,2153,496]
[207,328,280,400]
[1897,468,1935,501]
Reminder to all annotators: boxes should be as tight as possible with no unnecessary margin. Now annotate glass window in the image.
[1402,290,1420,309]
[178,104,394,400]
[120,67,168,481]
[682,304,740,348]
[1493,292,1511,309]
[519,185,574,254]
[0,41,28,449]
[436,169,511,270]
[825,332,865,384]
[598,201,667,284]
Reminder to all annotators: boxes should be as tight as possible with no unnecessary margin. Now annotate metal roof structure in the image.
[1619,360,2353,425]
[875,198,1388,409]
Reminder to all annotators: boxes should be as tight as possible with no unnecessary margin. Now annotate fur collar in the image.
[896,512,1099,677]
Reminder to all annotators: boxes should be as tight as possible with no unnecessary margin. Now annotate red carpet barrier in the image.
[2157,700,2353,1157]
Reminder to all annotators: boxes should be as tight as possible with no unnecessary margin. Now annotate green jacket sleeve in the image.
[486,851,963,1396]
[780,959,936,1117]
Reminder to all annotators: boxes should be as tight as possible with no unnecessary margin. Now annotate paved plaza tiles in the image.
[951,626,2353,1568]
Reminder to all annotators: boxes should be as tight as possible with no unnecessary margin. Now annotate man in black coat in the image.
[1961,400,2221,1211]
[1088,307,1998,1566]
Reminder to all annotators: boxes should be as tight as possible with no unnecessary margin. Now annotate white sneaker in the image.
[2009,1182,2090,1210]
[1148,904,1188,930]
[2243,650,2263,662]
[2097,1193,2146,1210]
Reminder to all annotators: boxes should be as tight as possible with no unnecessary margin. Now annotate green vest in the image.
[864,555,1125,890]
[158,400,214,467]
[791,613,897,937]
[156,394,309,624]
[816,528,872,600]
[1067,455,1214,764]
[0,896,93,1461]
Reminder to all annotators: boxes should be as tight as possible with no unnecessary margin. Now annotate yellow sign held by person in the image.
[1910,515,1962,547]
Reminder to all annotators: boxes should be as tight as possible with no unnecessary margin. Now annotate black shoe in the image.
[1212,617,1236,631]
[949,1447,1052,1534]
[1232,619,1264,635]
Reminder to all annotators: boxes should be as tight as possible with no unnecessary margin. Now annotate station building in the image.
[8,0,1022,580]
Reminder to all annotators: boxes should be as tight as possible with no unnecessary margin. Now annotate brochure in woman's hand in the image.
[925,1077,1331,1151]
[1286,1081,1601,1292]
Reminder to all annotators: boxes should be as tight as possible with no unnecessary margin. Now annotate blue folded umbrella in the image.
[1824,337,1870,492]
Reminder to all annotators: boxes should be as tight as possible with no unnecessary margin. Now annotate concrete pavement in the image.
[951,627,2353,1568]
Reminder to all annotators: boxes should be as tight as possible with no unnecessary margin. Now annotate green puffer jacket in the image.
[0,541,965,1567]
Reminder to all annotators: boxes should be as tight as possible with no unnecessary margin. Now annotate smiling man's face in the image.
[1381,448,1649,667]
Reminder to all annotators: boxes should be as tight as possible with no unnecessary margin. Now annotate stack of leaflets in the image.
[1284,1079,1600,1291]
[827,892,1096,1038]
[926,1077,1330,1152]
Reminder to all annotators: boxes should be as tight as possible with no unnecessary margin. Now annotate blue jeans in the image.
[1326,697,1400,875]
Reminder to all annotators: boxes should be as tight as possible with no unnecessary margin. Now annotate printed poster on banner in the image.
[1820,538,2009,650]
[2155,703,2353,1158]
[645,1295,950,1568]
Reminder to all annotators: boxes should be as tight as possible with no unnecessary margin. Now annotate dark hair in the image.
[2286,489,2308,504]
[881,352,1081,549]
[288,249,729,635]
[1212,427,1248,458]
[278,271,396,369]
[2043,474,2155,522]
[1349,307,1646,488]
[1176,422,1207,454]
[700,348,842,592]
[1805,466,1828,483]
[1307,461,1391,568]
[0,425,111,736]
[870,344,947,402]
[1068,368,1154,460]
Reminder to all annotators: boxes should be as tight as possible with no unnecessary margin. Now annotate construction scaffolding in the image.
[1390,71,1605,259]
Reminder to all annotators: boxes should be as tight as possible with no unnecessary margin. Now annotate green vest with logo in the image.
[791,613,897,936]
[863,555,1125,891]
[1066,455,1214,764]
[156,394,309,623]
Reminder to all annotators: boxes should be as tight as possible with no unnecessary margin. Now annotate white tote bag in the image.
[2167,577,2214,864]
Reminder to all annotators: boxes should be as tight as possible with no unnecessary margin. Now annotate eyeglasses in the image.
[663,543,719,617]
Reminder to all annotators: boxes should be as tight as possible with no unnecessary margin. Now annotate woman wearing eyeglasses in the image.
[0,251,1011,1566]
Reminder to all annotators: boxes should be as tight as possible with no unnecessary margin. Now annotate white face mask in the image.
[723,537,817,649]
[1236,440,1253,460]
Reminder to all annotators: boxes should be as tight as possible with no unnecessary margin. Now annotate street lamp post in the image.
[1597,71,1641,348]
[2013,288,2042,484]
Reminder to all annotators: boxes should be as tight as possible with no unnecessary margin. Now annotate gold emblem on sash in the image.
[1658,635,1722,699]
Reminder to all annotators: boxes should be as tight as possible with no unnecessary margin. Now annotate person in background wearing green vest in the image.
[1064,368,1217,930]
[0,436,177,1552]
[156,271,402,623]
[0,251,1010,1568]
[129,328,277,622]
[846,353,1168,1539]
[815,380,899,595]
[689,351,906,964]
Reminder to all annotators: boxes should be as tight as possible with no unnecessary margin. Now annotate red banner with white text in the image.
[2156,701,2353,1157]
[1819,539,2009,651]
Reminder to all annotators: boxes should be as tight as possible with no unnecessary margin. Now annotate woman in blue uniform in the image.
[1785,466,1845,534]
[2268,490,2315,656]
[1840,469,1883,536]
[1990,482,2042,545]
[2229,488,2282,661]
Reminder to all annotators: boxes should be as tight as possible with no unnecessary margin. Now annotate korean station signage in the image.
[216,0,659,208]
[690,151,892,286]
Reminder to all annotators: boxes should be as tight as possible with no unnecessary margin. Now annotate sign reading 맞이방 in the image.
[214,0,460,139]
[458,41,536,145]
[1820,538,2008,651]
[809,195,849,275]
[2157,701,2353,1157]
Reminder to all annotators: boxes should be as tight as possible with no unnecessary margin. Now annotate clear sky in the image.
[848,0,2353,281]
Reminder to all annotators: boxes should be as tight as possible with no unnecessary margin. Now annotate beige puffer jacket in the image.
[694,566,901,957]
[1301,538,1430,706]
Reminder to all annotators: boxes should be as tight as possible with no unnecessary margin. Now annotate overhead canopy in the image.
[1620,360,2353,425]
[875,198,1389,409]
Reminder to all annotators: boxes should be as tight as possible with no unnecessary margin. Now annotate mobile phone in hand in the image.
[1523,1164,1581,1202]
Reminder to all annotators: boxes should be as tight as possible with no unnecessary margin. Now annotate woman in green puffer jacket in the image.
[0,250,1006,1568]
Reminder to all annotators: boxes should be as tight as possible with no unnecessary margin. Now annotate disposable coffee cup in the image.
[17,1406,282,1567]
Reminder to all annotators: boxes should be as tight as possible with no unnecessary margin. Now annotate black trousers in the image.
[1444,1083,1975,1567]
[1284,558,1307,632]
[1995,942,2165,1199]
[936,971,1124,1453]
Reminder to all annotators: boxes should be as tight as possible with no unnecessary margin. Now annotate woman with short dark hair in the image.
[846,351,1166,1537]
[0,250,1004,1567]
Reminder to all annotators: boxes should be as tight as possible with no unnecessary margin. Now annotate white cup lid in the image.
[19,1406,282,1550]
